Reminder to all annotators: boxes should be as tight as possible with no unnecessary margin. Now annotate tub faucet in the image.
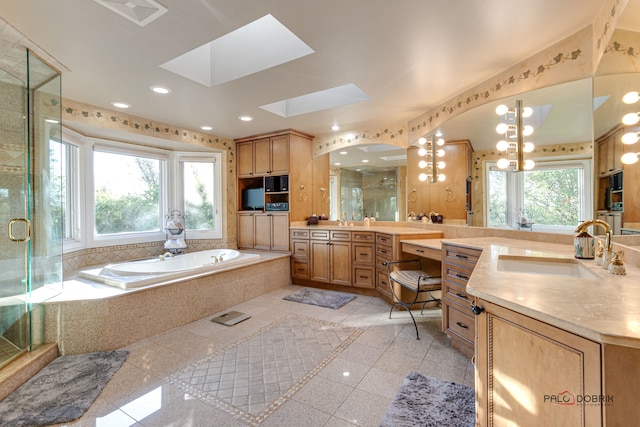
[159,252,174,261]
[219,253,226,262]
[575,219,612,265]
[210,255,219,263]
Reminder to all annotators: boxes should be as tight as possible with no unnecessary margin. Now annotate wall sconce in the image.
[416,134,446,183]
[621,91,640,165]
[495,99,535,171]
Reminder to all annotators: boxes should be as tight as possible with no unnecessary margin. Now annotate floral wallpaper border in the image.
[313,124,408,157]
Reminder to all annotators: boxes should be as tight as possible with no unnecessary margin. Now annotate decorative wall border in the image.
[312,123,407,157]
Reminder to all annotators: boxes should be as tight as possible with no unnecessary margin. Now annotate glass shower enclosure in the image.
[0,50,63,368]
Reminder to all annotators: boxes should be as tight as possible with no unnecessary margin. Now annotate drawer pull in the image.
[359,275,368,279]
[456,321,469,329]
[360,253,368,256]
[455,254,469,259]
[416,249,424,253]
[455,292,468,300]
[380,250,388,254]
[381,280,388,285]
[296,268,305,271]
[297,248,304,251]
[455,273,469,280]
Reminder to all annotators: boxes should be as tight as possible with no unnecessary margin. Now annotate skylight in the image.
[160,14,314,87]
[259,83,370,117]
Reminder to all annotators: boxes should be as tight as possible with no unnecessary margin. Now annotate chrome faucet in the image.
[159,252,174,261]
[575,219,613,266]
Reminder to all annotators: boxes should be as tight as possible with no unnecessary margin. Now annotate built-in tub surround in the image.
[80,249,260,289]
[45,253,290,355]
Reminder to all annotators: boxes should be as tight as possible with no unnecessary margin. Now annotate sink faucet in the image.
[159,252,174,261]
[575,219,612,265]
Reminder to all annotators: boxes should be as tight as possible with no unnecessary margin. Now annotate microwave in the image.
[610,171,623,191]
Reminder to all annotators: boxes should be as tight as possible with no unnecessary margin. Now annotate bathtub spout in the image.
[159,252,174,261]
[210,255,219,263]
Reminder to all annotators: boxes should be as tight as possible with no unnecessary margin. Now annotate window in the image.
[92,146,166,240]
[486,160,592,233]
[54,129,83,248]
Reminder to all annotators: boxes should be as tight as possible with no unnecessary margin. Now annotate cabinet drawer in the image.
[376,256,391,270]
[376,245,393,259]
[309,229,330,240]
[291,240,309,259]
[352,231,375,242]
[353,266,375,289]
[376,233,393,246]
[291,260,309,279]
[352,243,374,264]
[376,269,392,299]
[445,302,475,343]
[443,263,473,287]
[330,230,352,241]
[443,279,473,305]
[290,229,309,239]
[443,244,481,269]
[402,242,441,260]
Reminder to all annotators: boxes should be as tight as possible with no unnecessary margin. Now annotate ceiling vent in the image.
[94,0,167,27]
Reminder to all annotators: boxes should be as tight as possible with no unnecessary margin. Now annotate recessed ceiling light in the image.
[334,162,341,166]
[361,159,369,163]
[45,119,60,124]
[200,126,213,131]
[150,86,171,94]
[331,125,340,131]
[111,101,130,109]
[239,115,253,122]
[339,151,347,155]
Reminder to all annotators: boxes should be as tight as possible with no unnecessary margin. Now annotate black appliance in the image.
[241,188,264,210]
[265,176,276,192]
[266,202,289,211]
[610,171,623,191]
[279,175,288,191]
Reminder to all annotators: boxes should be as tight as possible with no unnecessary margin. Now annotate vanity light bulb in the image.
[437,174,446,182]
[524,159,535,170]
[497,158,510,169]
[419,173,428,181]
[496,123,509,134]
[622,112,640,126]
[621,152,640,165]
[418,137,427,145]
[418,148,427,156]
[437,161,446,169]
[496,140,509,151]
[523,142,535,153]
[522,107,533,118]
[522,125,534,136]
[621,132,639,145]
[496,104,509,116]
[436,149,445,157]
[418,160,428,169]
[622,91,640,105]
[436,138,445,146]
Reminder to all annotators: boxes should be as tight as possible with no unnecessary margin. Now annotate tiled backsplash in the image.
[62,238,237,275]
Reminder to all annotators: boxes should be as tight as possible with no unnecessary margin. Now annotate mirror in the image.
[329,144,407,221]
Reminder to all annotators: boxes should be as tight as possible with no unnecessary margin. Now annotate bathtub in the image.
[78,249,261,289]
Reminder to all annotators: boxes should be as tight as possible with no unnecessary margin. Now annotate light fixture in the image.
[111,101,130,109]
[621,131,639,145]
[339,151,347,155]
[623,91,640,105]
[150,86,171,94]
[416,134,446,183]
[495,99,535,171]
[239,115,253,122]
[621,152,639,165]
[331,124,340,131]
[622,112,639,125]
[200,126,213,131]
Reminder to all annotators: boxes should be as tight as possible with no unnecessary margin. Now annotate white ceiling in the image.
[2,0,639,143]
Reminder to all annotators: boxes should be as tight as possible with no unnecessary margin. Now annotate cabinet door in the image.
[269,135,290,174]
[237,213,255,248]
[237,142,255,177]
[476,301,602,427]
[330,241,351,286]
[253,138,271,175]
[270,212,290,251]
[310,240,331,282]
[597,140,608,176]
[253,213,272,250]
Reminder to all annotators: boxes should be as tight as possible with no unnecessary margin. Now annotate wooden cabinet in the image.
[597,126,623,176]
[441,243,480,358]
[375,233,394,300]
[291,229,310,279]
[237,134,290,178]
[475,300,602,426]
[351,231,375,289]
[308,230,351,286]
[237,212,289,251]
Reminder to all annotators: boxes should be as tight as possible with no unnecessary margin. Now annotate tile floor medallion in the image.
[164,313,364,425]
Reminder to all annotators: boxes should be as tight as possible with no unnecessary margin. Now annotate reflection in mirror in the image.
[328,144,407,221]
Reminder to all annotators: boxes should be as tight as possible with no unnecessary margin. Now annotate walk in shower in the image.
[0,49,63,368]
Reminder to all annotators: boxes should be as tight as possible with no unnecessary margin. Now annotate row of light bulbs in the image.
[416,134,446,182]
[621,90,640,165]
[495,99,535,171]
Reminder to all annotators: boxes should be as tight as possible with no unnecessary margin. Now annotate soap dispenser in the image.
[594,241,604,267]
[574,231,595,259]
[608,251,626,275]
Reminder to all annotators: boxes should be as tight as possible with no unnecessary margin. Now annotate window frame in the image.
[59,128,85,252]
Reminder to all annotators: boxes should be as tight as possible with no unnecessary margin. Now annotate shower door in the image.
[0,50,62,369]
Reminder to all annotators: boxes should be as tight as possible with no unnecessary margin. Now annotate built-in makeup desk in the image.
[400,238,444,260]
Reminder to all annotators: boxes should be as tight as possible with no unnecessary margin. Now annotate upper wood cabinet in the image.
[597,126,623,176]
[237,134,290,178]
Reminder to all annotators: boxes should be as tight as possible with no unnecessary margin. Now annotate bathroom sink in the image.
[497,255,600,279]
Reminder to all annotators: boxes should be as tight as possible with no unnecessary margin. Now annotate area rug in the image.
[0,350,129,427]
[283,288,356,309]
[165,313,363,425]
[379,371,475,427]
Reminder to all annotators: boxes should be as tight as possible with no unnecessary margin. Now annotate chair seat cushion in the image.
[390,270,442,292]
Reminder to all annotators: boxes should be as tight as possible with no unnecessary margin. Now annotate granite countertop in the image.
[290,223,444,236]
[441,237,640,348]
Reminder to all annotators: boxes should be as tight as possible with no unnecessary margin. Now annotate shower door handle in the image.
[8,218,31,242]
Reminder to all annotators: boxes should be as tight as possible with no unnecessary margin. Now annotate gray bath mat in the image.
[0,350,129,427]
[283,288,356,309]
[379,371,475,427]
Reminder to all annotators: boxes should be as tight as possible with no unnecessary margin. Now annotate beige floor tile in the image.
[292,375,354,414]
[333,389,391,426]
[323,416,359,427]
[355,367,405,399]
[372,348,424,377]
[316,356,371,387]
[336,342,385,367]
[260,399,332,427]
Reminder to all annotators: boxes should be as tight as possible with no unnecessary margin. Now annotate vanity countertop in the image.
[441,237,640,348]
[289,223,444,236]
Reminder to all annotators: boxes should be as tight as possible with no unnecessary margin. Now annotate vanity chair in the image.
[384,259,442,340]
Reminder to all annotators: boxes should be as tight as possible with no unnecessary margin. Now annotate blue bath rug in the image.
[283,288,356,309]
[0,350,129,427]
[379,371,475,427]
